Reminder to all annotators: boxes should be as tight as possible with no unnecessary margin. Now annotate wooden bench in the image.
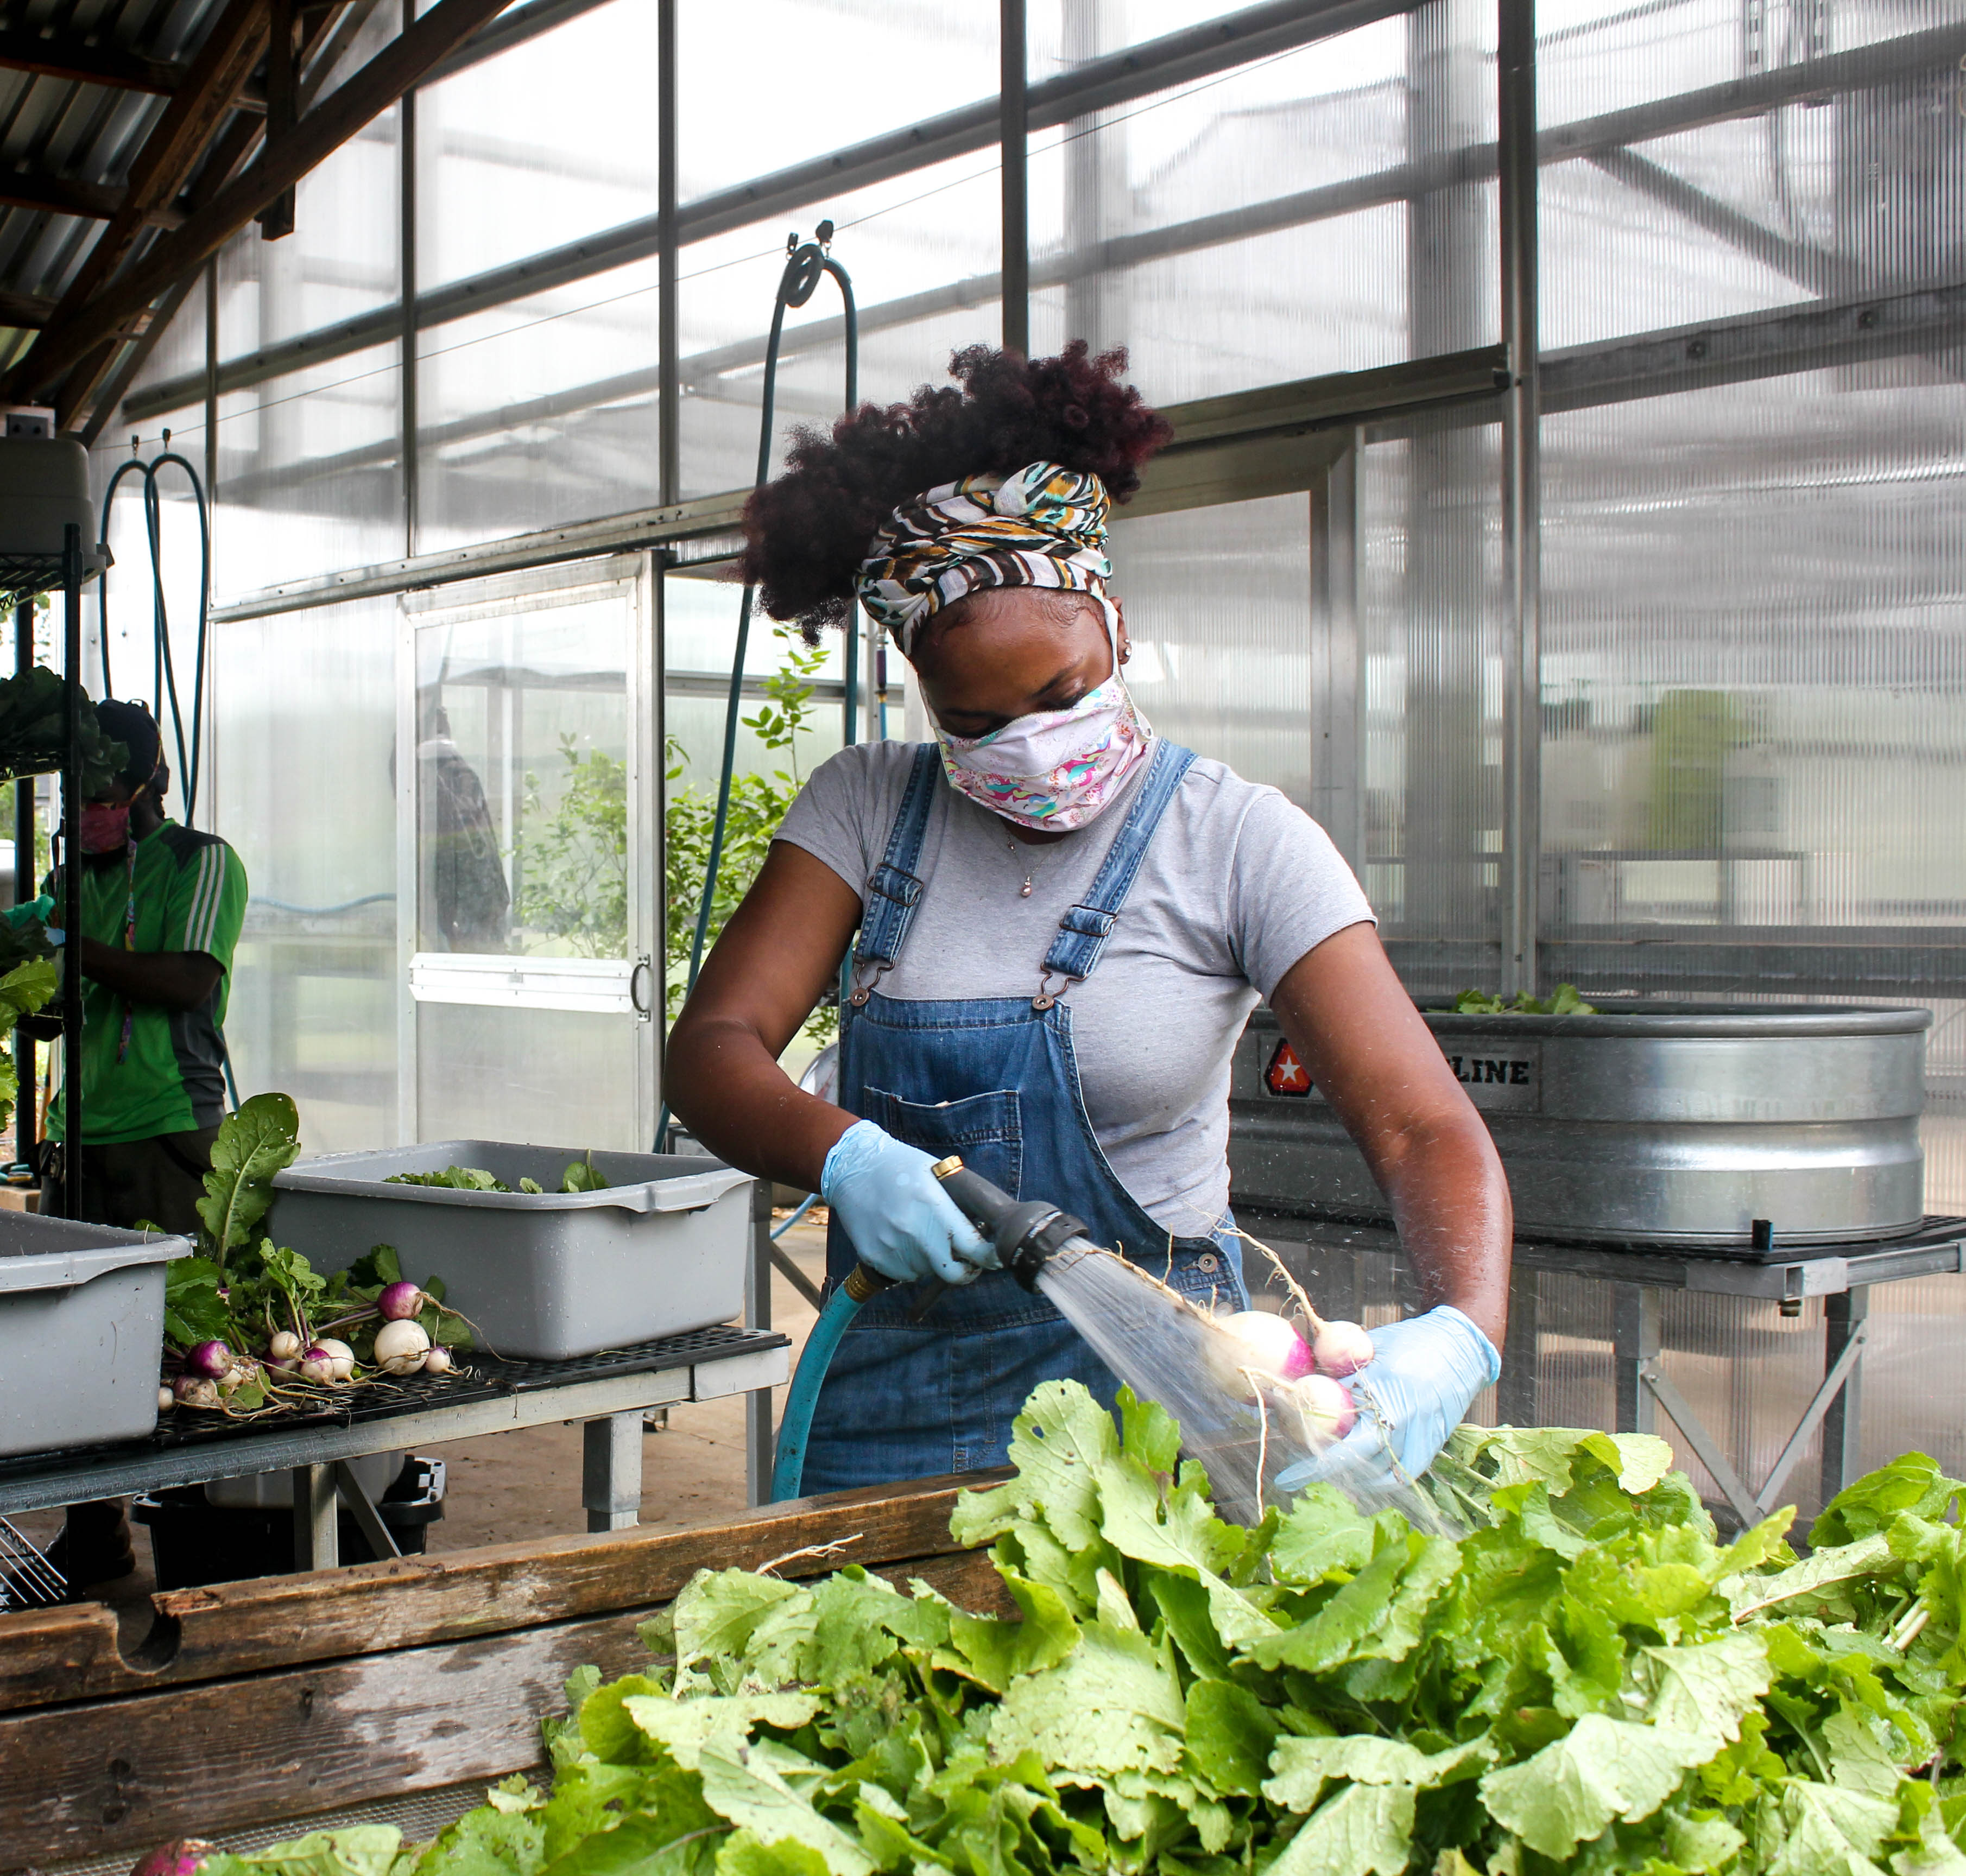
[0,1477,1003,1868]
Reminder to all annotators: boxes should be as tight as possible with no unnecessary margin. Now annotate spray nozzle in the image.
[933,1156,1088,1291]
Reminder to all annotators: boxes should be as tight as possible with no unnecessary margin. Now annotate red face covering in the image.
[78,788,142,855]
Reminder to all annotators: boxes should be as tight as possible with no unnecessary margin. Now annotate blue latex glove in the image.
[821,1120,994,1286]
[1339,1306,1501,1482]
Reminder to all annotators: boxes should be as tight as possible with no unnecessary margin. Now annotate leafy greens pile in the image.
[184,1380,1963,1876]
[0,664,127,794]
[1451,985,1598,1017]
[385,1155,608,1195]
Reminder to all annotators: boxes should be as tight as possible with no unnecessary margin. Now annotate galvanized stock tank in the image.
[1227,1003,1929,1246]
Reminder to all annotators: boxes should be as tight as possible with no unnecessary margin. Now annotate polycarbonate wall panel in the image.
[415,265,663,550]
[1107,495,1314,806]
[676,2,995,202]
[416,1003,636,1149]
[214,597,397,1155]
[213,344,404,597]
[1539,0,1966,352]
[1356,420,1506,967]
[415,8,659,290]
[1025,8,1475,402]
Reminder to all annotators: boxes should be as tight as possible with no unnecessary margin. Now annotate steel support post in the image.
[582,1410,643,1532]
[656,0,678,505]
[745,1175,775,1505]
[1000,0,1029,354]
[399,0,419,557]
[58,526,81,1220]
[13,597,33,1172]
[292,1462,338,1570]
[1497,0,1541,998]
[1611,1282,1660,1435]
[1819,1285,1870,1501]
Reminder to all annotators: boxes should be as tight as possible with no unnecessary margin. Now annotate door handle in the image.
[630,955,654,1021]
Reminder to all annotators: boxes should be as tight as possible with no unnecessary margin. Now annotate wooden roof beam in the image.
[15,0,510,405]
[0,26,187,94]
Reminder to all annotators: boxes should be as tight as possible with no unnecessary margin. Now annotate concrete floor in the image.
[423,1219,827,1550]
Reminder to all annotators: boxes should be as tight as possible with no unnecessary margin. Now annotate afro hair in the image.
[739,341,1172,633]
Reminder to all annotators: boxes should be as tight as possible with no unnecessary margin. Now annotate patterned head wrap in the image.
[855,460,1111,656]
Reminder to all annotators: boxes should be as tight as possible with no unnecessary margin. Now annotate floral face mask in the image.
[932,607,1152,832]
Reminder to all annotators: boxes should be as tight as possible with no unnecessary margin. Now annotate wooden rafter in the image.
[12,0,510,407]
[0,172,124,220]
[0,288,56,330]
[0,26,188,96]
[62,0,382,434]
[9,0,270,403]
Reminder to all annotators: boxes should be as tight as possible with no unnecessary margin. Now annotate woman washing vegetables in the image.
[667,343,1512,1495]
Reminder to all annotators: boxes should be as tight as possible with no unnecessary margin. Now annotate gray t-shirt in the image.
[776,740,1375,1235]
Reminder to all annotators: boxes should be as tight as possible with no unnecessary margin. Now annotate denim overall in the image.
[801,739,1250,1494]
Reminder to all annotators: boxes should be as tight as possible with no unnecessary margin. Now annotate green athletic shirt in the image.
[46,821,249,1144]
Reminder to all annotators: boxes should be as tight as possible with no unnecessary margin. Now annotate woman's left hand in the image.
[1342,1307,1500,1478]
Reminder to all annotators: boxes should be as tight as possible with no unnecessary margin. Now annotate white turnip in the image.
[217,1357,261,1397]
[157,1385,175,1413]
[315,1337,355,1381]
[1310,1318,1375,1378]
[266,1329,301,1361]
[183,1339,232,1380]
[423,1346,454,1376]
[374,1317,431,1374]
[1295,1373,1357,1445]
[1217,1309,1314,1381]
[173,1374,219,1410]
[377,1280,429,1321]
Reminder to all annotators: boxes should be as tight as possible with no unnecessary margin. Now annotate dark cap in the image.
[94,699,166,793]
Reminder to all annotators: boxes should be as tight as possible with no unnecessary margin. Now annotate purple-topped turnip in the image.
[182,1339,233,1380]
[1296,1373,1357,1446]
[315,1338,355,1382]
[298,1346,336,1385]
[173,1374,219,1410]
[423,1346,454,1376]
[1310,1317,1375,1378]
[377,1280,432,1322]
[1217,1310,1314,1382]
[129,1840,213,1876]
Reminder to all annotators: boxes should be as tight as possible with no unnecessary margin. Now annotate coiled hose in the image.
[655,229,856,1152]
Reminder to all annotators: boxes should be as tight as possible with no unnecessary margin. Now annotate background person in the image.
[668,343,1512,1498]
[36,698,248,1587]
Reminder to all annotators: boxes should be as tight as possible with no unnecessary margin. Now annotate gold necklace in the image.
[1007,832,1053,898]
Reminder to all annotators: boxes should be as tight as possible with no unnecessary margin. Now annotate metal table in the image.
[0,1323,788,1570]
[1234,1205,1966,1530]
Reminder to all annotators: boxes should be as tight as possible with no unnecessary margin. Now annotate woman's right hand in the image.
[822,1120,994,1285]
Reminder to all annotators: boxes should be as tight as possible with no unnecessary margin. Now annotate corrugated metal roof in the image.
[0,0,232,326]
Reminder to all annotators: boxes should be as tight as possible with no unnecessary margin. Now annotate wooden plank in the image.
[0,1476,996,1712]
[0,27,188,95]
[0,1548,1007,1866]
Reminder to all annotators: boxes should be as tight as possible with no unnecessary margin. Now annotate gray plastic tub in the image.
[0,1213,187,1457]
[269,1141,755,1361]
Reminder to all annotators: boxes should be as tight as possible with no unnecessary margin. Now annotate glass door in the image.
[397,555,659,1149]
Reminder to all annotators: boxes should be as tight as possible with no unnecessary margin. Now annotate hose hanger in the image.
[657,225,857,1151]
[97,442,212,827]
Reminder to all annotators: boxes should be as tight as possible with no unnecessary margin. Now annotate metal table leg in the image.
[292,1462,337,1570]
[1612,1283,1660,1435]
[333,1460,400,1560]
[582,1411,643,1532]
[1819,1286,1871,1504]
[745,1176,775,1506]
[1496,1263,1540,1426]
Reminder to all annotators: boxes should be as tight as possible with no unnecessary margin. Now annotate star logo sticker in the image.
[1263,1038,1312,1098]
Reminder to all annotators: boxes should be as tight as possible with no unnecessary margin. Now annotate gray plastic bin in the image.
[269,1142,755,1360]
[0,1213,187,1457]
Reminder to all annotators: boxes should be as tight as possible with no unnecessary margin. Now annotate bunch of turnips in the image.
[157,1094,469,1418]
